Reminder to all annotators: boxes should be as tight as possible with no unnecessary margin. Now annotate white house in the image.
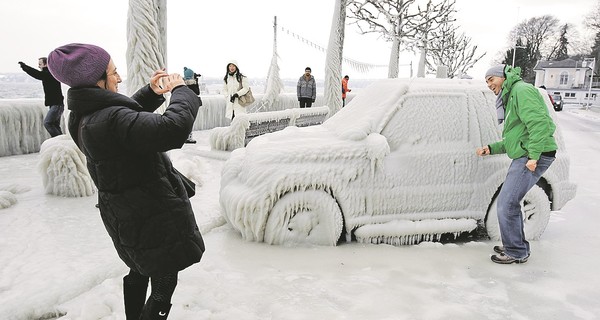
[534,58,598,106]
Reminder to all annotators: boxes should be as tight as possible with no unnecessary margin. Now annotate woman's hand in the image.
[149,69,186,95]
[161,73,185,92]
[150,69,169,94]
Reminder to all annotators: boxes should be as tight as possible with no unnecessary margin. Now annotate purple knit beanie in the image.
[47,43,111,88]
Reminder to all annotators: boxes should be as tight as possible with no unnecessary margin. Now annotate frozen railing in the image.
[0,93,332,157]
[191,92,327,131]
[0,100,60,157]
[209,106,330,151]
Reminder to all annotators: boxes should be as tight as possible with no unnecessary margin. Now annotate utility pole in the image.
[584,57,596,110]
[512,45,526,67]
[512,7,522,68]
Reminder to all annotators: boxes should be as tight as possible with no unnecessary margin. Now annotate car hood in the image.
[243,125,390,167]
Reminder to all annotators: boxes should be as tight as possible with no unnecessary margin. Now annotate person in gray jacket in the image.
[297,67,316,108]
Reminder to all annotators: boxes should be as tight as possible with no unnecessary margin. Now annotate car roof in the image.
[323,78,490,139]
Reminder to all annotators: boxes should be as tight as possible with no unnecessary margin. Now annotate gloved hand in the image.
[311,99,315,103]
[230,93,239,103]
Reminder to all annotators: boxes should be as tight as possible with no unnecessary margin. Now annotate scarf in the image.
[496,89,505,124]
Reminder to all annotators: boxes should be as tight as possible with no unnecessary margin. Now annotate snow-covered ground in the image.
[1,104,599,320]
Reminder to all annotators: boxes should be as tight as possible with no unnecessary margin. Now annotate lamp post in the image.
[511,45,526,67]
[584,57,596,110]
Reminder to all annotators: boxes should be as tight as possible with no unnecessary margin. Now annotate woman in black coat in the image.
[47,43,204,319]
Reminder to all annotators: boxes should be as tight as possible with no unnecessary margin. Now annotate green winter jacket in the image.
[489,66,557,160]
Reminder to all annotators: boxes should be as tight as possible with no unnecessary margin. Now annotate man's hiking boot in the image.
[493,245,504,254]
[491,252,529,264]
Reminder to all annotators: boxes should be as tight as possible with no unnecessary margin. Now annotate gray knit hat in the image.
[485,65,505,79]
[47,43,111,88]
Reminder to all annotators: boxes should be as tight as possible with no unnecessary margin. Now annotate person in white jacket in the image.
[222,60,249,120]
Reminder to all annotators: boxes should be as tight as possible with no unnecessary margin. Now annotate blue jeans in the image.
[497,155,555,259]
[44,104,64,137]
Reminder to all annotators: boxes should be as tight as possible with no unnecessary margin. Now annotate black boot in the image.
[185,133,196,144]
[140,299,172,319]
[123,275,149,320]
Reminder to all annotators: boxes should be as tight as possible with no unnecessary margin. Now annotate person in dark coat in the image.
[18,57,65,137]
[47,43,205,320]
[183,66,201,95]
[182,66,202,144]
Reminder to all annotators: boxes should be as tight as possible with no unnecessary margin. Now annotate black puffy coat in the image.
[67,84,204,277]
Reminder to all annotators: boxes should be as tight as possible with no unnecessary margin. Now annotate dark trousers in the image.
[44,104,64,137]
[299,97,313,108]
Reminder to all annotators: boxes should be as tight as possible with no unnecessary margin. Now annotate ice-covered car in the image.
[220,78,577,246]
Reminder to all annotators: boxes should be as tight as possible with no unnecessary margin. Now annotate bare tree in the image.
[584,0,600,31]
[348,0,453,78]
[425,20,485,78]
[585,0,600,74]
[405,0,456,77]
[509,15,560,63]
[505,15,559,82]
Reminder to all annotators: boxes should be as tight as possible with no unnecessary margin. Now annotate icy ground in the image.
[0,105,599,320]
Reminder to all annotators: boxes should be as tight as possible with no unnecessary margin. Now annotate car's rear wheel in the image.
[485,185,551,241]
[264,190,343,246]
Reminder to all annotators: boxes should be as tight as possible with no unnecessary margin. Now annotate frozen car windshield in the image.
[323,79,411,138]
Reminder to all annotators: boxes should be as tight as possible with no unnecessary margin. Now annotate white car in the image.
[220,78,577,246]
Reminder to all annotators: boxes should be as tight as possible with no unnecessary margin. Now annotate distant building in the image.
[534,58,598,106]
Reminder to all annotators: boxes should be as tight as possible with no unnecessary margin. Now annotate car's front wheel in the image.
[264,190,343,246]
[485,185,551,241]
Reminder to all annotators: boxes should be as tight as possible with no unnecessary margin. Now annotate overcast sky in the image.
[0,0,595,80]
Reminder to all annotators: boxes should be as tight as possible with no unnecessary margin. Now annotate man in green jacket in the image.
[477,65,558,264]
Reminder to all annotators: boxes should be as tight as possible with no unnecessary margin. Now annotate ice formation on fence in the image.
[0,101,54,157]
[209,106,330,151]
[219,78,577,246]
[192,93,330,131]
[0,93,340,157]
[37,135,95,197]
